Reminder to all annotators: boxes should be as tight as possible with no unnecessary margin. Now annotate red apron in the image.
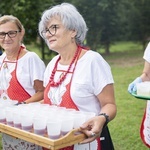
[0,46,31,101]
[43,59,101,150]
[1,46,41,149]
[140,102,150,148]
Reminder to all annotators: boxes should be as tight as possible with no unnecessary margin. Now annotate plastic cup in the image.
[81,111,96,121]
[27,103,41,113]
[5,107,16,126]
[21,111,34,132]
[47,119,61,140]
[0,107,6,124]
[71,112,86,128]
[40,104,51,111]
[13,108,22,129]
[60,116,74,136]
[33,116,47,136]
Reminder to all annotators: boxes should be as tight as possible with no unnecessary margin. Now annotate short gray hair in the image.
[38,3,88,45]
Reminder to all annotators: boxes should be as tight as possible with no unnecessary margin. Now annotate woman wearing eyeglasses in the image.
[39,3,116,150]
[0,15,45,149]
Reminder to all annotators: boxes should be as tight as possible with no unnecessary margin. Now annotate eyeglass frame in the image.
[0,30,21,39]
[41,25,58,38]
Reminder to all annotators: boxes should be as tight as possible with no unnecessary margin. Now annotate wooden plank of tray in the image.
[0,123,86,150]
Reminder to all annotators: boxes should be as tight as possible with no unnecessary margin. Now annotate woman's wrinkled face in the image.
[43,16,76,52]
[0,22,23,51]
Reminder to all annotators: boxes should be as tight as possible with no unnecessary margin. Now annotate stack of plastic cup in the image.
[0,100,96,140]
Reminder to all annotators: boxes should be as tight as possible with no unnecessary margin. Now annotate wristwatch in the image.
[98,113,109,127]
[15,101,26,105]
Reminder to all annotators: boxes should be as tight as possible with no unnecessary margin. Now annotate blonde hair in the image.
[0,15,25,32]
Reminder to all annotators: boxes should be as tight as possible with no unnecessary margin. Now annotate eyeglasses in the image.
[0,30,21,39]
[41,25,58,38]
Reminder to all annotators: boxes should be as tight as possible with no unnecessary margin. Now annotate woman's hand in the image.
[128,77,142,94]
[79,116,105,144]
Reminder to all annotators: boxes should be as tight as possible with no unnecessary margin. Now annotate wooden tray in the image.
[0,123,86,150]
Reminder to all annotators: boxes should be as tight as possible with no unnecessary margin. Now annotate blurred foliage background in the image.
[0,0,150,59]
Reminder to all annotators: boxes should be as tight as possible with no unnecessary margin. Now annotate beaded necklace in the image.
[49,46,81,87]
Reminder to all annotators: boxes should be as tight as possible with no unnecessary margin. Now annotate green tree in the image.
[97,0,120,54]
[1,0,149,56]
[129,0,150,49]
[0,0,58,44]
[0,0,62,59]
[66,0,120,54]
[116,0,133,41]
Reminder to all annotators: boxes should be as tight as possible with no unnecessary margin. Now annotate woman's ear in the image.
[71,30,77,38]
[20,29,25,42]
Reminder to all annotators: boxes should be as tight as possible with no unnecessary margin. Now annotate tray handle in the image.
[52,128,87,149]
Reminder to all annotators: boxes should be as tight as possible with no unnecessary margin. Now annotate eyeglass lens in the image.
[41,25,58,38]
[0,31,20,39]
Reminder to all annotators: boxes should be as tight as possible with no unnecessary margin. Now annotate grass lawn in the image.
[103,42,149,150]
[0,41,149,150]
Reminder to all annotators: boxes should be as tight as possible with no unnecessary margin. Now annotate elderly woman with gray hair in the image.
[39,2,116,150]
